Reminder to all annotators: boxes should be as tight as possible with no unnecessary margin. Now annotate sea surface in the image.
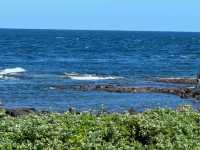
[0,29,200,112]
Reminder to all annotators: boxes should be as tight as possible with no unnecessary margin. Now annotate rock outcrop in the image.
[155,78,197,84]
[50,77,200,101]
[5,108,37,117]
[68,84,200,100]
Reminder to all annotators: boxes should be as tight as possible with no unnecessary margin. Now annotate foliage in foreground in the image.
[0,107,200,150]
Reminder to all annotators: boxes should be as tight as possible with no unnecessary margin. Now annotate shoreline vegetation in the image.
[0,105,200,149]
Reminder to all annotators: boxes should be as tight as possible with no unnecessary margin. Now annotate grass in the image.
[0,106,200,149]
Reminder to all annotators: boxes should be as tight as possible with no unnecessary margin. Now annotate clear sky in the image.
[0,0,199,32]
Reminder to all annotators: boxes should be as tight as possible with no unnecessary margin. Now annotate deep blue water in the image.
[0,29,200,112]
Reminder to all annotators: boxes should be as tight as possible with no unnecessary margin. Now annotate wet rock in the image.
[68,107,76,113]
[128,107,137,115]
[52,80,200,101]
[5,108,36,117]
[155,78,197,84]
[97,85,200,100]
[191,88,200,99]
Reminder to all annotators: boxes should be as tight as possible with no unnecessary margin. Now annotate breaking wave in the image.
[64,73,123,81]
[0,67,26,79]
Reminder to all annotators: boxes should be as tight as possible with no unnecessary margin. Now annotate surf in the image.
[0,67,26,79]
[64,72,123,81]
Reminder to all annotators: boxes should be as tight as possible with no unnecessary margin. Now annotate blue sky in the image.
[0,0,199,32]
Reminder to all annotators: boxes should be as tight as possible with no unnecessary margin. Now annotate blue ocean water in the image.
[0,29,200,112]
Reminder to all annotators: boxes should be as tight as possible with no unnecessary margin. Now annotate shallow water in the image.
[0,29,200,112]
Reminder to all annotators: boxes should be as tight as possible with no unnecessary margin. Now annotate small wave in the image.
[56,37,64,39]
[64,73,123,81]
[0,67,26,79]
[179,55,188,58]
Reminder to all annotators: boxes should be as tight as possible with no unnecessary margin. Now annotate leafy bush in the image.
[0,108,200,149]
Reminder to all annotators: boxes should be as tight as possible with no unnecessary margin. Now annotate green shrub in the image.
[0,108,200,149]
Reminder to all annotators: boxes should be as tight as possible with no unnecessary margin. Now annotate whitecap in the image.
[64,73,123,81]
[0,67,26,79]
[0,75,4,79]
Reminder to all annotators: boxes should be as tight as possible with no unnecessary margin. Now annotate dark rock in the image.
[52,85,67,90]
[52,79,200,101]
[40,110,50,114]
[128,107,137,115]
[68,107,76,113]
[68,107,80,114]
[155,78,197,84]
[5,108,36,117]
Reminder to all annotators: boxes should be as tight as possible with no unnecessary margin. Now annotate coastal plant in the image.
[0,108,200,149]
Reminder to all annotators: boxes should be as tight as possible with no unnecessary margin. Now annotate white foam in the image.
[0,75,15,80]
[0,75,4,79]
[0,67,26,78]
[64,73,122,81]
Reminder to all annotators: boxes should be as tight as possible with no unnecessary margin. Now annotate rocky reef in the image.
[52,77,200,101]
[68,84,200,100]
[155,77,197,84]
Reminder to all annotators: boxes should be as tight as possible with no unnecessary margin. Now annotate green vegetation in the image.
[0,107,200,150]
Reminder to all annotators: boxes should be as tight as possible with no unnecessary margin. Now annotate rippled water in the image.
[0,29,200,112]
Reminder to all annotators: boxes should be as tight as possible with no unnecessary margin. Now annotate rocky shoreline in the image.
[52,77,200,101]
[2,77,200,117]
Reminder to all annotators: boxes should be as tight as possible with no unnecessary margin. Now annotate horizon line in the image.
[0,27,200,33]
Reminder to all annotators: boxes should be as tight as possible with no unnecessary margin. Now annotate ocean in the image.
[0,29,200,112]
